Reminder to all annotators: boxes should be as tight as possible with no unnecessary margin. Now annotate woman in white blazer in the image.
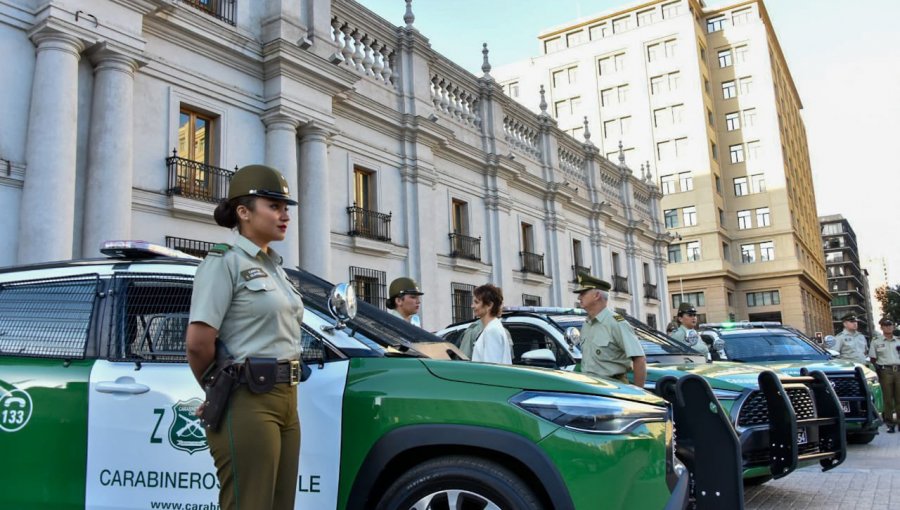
[471,284,513,364]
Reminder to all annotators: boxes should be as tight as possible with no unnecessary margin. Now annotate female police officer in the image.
[186,164,304,510]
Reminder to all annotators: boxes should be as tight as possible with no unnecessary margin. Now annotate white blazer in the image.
[472,318,513,364]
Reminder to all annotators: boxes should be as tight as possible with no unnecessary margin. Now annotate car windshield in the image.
[720,331,829,362]
[287,268,442,357]
[549,313,697,357]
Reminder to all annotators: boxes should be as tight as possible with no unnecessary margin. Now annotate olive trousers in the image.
[879,367,900,425]
[207,384,300,510]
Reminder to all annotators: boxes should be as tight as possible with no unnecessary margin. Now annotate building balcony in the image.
[613,275,629,294]
[179,0,237,25]
[644,283,659,300]
[449,233,481,261]
[520,251,545,275]
[165,236,215,258]
[166,151,233,203]
[347,205,391,242]
[572,264,591,282]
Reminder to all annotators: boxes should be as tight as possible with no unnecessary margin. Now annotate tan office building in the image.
[494,0,831,334]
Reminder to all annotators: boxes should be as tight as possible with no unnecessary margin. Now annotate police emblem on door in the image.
[169,398,208,454]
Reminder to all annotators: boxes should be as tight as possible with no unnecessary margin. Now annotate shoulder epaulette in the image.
[613,314,625,322]
[207,243,231,257]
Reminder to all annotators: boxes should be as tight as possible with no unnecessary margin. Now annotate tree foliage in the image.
[874,284,900,323]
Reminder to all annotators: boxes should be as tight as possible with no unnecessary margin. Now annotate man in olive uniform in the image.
[669,302,709,355]
[386,277,424,325]
[833,314,869,363]
[574,272,646,386]
[869,318,900,433]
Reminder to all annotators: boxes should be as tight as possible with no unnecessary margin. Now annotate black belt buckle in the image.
[289,360,300,386]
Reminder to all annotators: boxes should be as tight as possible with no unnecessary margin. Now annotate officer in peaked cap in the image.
[387,277,425,325]
[574,271,646,386]
[227,164,298,204]
[833,313,869,363]
[869,318,900,433]
[670,302,709,355]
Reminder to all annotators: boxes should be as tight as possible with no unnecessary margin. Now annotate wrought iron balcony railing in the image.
[179,0,237,25]
[449,233,481,261]
[165,236,215,258]
[572,264,591,282]
[613,275,629,293]
[166,151,233,203]
[644,283,659,300]
[520,251,545,275]
[347,205,391,242]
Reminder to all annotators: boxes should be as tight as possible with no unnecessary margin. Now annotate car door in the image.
[84,271,350,510]
[0,273,102,510]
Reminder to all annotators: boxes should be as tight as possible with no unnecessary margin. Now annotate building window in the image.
[718,208,725,226]
[679,172,693,191]
[682,206,697,226]
[729,144,745,163]
[647,43,660,63]
[521,222,535,252]
[725,112,740,131]
[572,239,585,268]
[686,241,701,261]
[657,140,673,161]
[617,85,629,103]
[612,15,631,33]
[718,49,733,68]
[589,23,609,40]
[756,207,770,227]
[349,266,387,310]
[451,283,476,323]
[544,37,562,54]
[737,210,752,230]
[637,8,657,26]
[507,82,520,98]
[612,252,622,276]
[722,242,730,261]
[660,175,676,195]
[722,80,737,99]
[650,76,664,95]
[668,244,682,263]
[598,57,611,76]
[354,166,376,210]
[741,244,756,263]
[734,177,749,196]
[740,76,753,95]
[601,88,614,106]
[747,290,780,307]
[662,1,681,19]
[664,209,679,228]
[707,16,726,33]
[566,30,584,47]
[664,39,678,58]
[735,45,749,64]
[668,71,680,90]
[711,142,718,160]
[178,108,215,165]
[743,108,757,127]
[732,8,752,26]
[750,173,766,193]
[522,294,542,307]
[672,292,705,308]
[715,174,722,193]
[647,313,658,330]
[614,53,626,72]
[674,137,688,157]
[727,291,734,306]
[759,241,775,261]
[451,199,469,235]
[747,140,761,161]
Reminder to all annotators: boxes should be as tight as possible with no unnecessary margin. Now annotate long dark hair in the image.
[213,196,257,229]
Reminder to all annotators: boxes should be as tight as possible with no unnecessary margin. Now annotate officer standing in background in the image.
[386,277,424,325]
[833,313,869,363]
[869,318,900,433]
[669,302,709,355]
[574,272,646,386]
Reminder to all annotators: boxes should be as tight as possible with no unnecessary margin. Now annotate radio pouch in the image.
[244,357,278,394]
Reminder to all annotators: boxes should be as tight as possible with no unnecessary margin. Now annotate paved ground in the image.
[745,427,900,509]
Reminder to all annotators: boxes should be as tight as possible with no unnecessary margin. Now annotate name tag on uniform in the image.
[241,268,268,281]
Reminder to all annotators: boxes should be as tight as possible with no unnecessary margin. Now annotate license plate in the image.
[841,400,850,413]
[797,428,808,445]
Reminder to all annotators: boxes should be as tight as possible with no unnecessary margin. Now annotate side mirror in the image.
[326,282,357,330]
[521,348,558,369]
[823,335,836,349]
[684,329,699,347]
[565,327,582,348]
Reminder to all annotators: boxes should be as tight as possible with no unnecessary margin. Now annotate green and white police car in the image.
[0,242,735,510]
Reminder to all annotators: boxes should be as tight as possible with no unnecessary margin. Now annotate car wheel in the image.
[847,432,877,444]
[376,455,542,510]
[743,475,773,486]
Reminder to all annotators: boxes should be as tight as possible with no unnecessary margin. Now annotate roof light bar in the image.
[100,240,201,261]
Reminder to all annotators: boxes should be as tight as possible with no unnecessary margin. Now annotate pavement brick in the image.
[745,427,900,509]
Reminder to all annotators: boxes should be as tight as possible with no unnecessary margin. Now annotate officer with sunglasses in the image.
[669,302,709,355]
[869,318,900,433]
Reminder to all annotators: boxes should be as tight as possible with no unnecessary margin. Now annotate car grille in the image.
[737,386,816,427]
[830,376,863,398]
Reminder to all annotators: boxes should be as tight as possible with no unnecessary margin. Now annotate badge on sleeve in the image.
[241,268,268,281]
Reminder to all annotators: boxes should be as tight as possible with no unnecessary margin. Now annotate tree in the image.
[874,284,900,323]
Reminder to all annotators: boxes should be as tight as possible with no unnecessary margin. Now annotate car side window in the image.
[505,324,571,366]
[440,329,464,348]
[0,275,101,359]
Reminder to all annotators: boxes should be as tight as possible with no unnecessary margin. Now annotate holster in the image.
[199,339,237,431]
[244,357,278,394]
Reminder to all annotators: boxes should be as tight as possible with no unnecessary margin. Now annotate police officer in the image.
[574,272,646,386]
[186,164,304,510]
[669,302,709,355]
[832,313,869,363]
[869,318,900,433]
[386,277,424,325]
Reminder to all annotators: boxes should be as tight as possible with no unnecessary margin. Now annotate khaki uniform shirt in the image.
[868,334,900,366]
[580,307,645,378]
[833,330,868,363]
[458,321,484,359]
[189,235,304,362]
[670,325,709,355]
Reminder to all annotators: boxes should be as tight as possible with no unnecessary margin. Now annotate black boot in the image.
[888,425,896,434]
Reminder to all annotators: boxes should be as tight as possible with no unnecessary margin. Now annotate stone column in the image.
[298,123,331,278]
[82,46,140,257]
[264,114,301,268]
[17,30,84,264]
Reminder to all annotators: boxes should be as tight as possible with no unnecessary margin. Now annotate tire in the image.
[376,455,542,510]
[743,475,773,487]
[847,432,877,445]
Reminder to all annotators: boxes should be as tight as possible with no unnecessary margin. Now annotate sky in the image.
[358,0,900,284]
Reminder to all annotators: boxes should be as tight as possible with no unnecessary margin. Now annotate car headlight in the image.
[510,391,667,434]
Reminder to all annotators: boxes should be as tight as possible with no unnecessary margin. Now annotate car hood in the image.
[421,360,664,406]
[646,361,782,391]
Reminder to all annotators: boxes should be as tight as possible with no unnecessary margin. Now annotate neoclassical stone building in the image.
[0,0,671,330]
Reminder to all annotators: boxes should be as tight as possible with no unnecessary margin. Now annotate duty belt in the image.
[237,360,301,386]
[878,364,900,373]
